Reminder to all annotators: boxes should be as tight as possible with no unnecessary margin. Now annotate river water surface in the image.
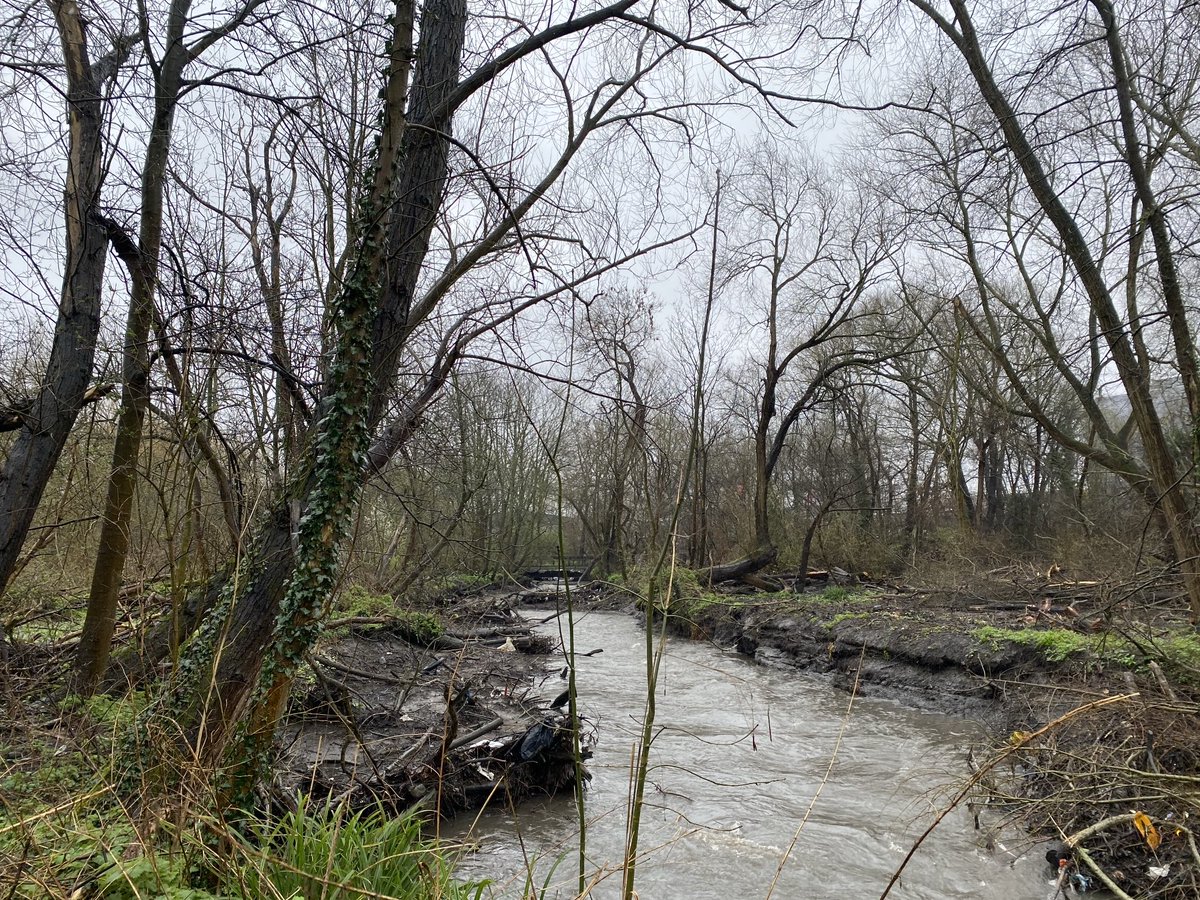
[450,609,1056,899]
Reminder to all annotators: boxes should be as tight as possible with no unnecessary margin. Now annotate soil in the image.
[8,569,1193,895]
[279,568,1196,824]
[664,572,1119,717]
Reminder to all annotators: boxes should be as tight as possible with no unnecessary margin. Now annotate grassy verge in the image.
[1,665,481,899]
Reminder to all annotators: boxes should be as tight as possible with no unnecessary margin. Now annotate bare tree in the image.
[0,4,136,591]
[75,0,273,695]
[124,0,760,794]
[703,145,890,583]
[900,0,1200,615]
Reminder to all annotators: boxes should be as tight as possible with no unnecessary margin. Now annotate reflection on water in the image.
[449,609,1055,900]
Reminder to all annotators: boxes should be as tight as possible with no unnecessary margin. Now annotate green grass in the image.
[631,568,877,620]
[234,794,484,899]
[807,585,873,604]
[2,790,483,899]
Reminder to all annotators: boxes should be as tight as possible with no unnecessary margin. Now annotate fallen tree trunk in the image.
[699,544,778,586]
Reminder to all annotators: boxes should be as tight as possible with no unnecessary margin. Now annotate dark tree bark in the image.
[185,0,466,762]
[0,3,130,592]
[76,0,197,695]
[76,0,273,696]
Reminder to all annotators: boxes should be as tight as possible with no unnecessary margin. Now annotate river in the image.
[449,608,1056,899]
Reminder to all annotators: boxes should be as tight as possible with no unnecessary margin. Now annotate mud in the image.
[662,571,1156,720]
[276,585,597,816]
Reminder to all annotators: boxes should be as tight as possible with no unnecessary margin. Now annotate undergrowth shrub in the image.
[336,584,397,618]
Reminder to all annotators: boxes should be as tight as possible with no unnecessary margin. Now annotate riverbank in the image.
[608,566,1200,899]
[4,571,1195,898]
[275,584,604,815]
[652,569,1176,716]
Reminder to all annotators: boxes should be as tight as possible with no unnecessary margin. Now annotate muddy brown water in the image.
[448,608,1068,900]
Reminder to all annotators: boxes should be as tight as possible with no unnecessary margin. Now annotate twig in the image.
[1147,661,1177,701]
[0,786,112,835]
[1064,812,1138,846]
[446,716,505,751]
[309,653,409,686]
[1074,846,1135,900]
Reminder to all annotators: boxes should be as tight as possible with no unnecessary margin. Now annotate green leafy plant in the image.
[97,849,217,900]
[0,741,88,820]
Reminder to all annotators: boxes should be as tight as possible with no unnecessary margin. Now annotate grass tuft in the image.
[233,794,484,900]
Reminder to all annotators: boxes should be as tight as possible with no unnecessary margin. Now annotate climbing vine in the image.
[223,45,403,791]
[120,15,406,808]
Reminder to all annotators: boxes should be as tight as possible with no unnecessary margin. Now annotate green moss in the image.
[8,600,87,642]
[971,626,1101,663]
[58,692,147,727]
[1134,632,1200,684]
[1157,633,1200,666]
[327,585,445,642]
[389,609,445,643]
[337,584,396,618]
[969,625,1200,680]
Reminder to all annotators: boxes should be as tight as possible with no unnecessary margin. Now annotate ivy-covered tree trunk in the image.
[133,0,465,788]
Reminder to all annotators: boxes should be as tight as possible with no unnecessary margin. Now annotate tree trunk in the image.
[798,497,838,590]
[943,441,975,528]
[916,0,1200,618]
[0,3,118,591]
[76,3,192,695]
[177,0,465,767]
[901,386,922,561]
[702,544,779,585]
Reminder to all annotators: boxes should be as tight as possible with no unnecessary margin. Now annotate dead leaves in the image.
[1132,811,1162,851]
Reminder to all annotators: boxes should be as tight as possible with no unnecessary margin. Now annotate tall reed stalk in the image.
[620,171,722,900]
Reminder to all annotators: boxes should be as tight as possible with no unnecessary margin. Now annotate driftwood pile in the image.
[278,591,590,817]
